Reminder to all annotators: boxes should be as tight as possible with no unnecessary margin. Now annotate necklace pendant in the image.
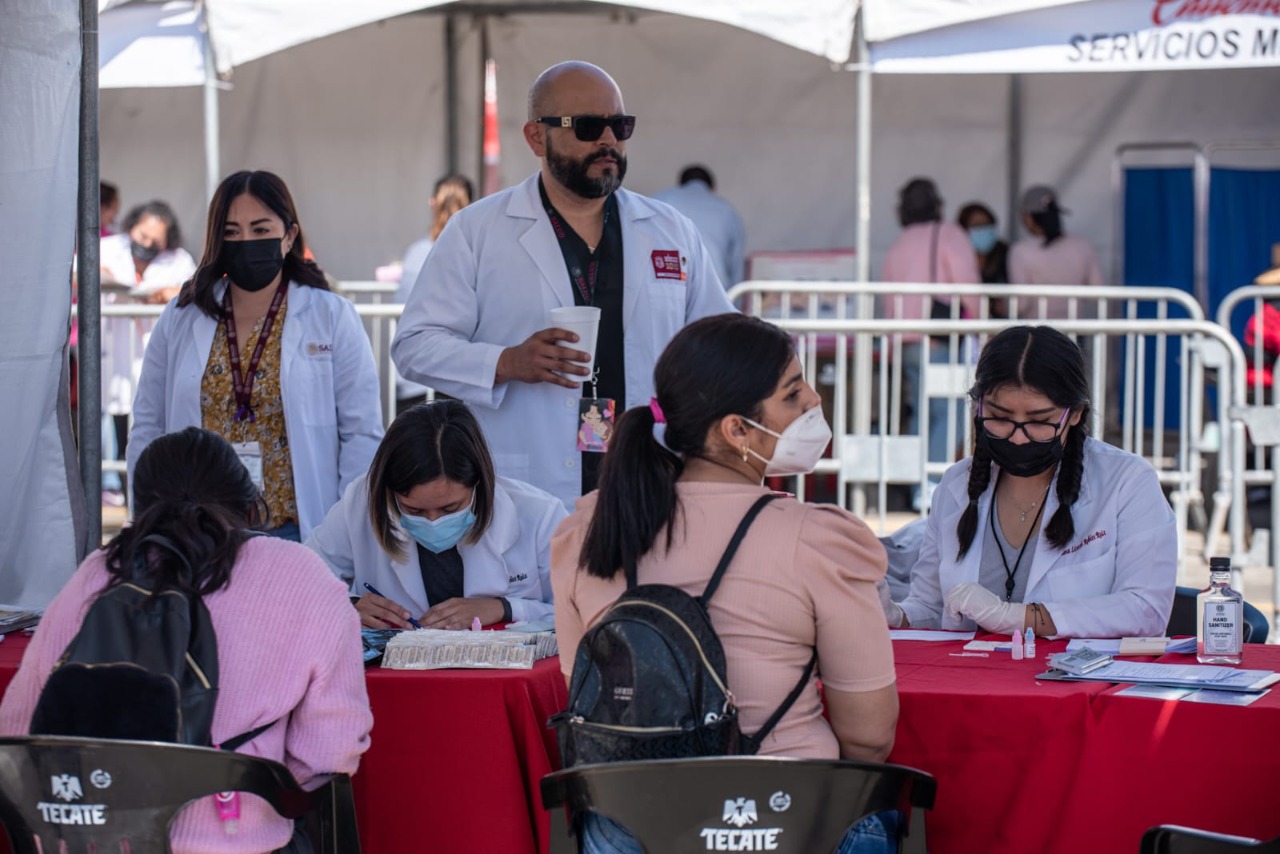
[1020,510,1029,523]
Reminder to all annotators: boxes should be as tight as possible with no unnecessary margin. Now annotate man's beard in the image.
[546,139,627,199]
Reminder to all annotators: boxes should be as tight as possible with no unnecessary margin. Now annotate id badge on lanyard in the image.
[232,441,264,489]
[576,397,616,453]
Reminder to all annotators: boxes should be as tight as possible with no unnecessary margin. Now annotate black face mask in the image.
[222,238,285,292]
[977,429,1065,478]
[130,240,161,263]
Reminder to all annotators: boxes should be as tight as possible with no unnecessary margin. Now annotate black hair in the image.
[1031,202,1064,247]
[679,165,714,189]
[957,202,996,230]
[898,177,942,227]
[956,326,1091,558]
[100,182,119,208]
[121,200,183,251]
[179,170,329,319]
[580,313,794,582]
[366,400,496,560]
[104,428,267,597]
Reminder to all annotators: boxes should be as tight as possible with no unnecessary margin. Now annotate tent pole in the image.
[202,4,220,201]
[445,13,458,174]
[78,0,102,554]
[1007,74,1022,241]
[851,10,872,515]
[477,15,489,195]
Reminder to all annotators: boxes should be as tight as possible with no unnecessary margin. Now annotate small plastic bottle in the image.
[1024,627,1036,659]
[1011,629,1024,661]
[1197,556,1243,664]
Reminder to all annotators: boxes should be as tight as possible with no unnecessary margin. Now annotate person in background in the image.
[0,427,372,853]
[100,200,197,505]
[392,61,732,510]
[99,181,120,236]
[554,313,899,853]
[653,164,746,289]
[307,400,564,630]
[1008,185,1103,319]
[129,170,384,542]
[881,178,982,511]
[880,325,1176,639]
[956,201,1010,318]
[395,175,475,412]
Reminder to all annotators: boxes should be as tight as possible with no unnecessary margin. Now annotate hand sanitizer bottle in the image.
[1197,556,1243,664]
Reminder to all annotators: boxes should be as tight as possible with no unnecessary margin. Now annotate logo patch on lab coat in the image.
[305,342,333,356]
[651,250,686,281]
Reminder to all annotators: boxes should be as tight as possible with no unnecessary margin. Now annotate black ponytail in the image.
[1032,203,1064,247]
[579,314,794,583]
[580,406,682,584]
[1043,411,1089,550]
[104,427,266,597]
[956,437,994,559]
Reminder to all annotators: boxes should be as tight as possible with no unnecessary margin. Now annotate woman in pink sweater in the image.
[0,427,372,853]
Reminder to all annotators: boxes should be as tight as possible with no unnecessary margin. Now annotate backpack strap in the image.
[220,719,278,752]
[740,648,817,754]
[699,493,777,607]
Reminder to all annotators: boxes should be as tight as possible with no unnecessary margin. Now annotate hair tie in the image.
[648,397,666,424]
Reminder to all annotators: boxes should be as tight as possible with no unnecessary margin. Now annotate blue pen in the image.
[363,583,423,629]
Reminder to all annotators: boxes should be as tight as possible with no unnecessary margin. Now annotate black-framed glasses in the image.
[976,406,1069,443]
[538,114,636,142]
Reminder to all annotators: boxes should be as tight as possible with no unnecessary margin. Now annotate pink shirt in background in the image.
[0,537,373,854]
[1007,234,1104,319]
[552,481,896,760]
[880,221,982,342]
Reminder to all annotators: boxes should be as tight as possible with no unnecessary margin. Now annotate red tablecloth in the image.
[890,637,1280,854]
[0,633,568,854]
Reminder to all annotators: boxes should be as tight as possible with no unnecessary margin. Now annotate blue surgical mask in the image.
[968,225,999,254]
[398,493,476,554]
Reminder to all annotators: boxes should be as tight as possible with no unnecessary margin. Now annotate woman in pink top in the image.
[552,313,899,853]
[1007,185,1104,319]
[0,427,372,853]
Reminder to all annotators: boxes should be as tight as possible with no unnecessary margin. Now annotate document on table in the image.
[1038,660,1280,692]
[1116,684,1271,706]
[1066,637,1196,655]
[889,630,976,642]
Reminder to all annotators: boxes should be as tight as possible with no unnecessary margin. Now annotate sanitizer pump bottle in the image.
[1197,556,1243,665]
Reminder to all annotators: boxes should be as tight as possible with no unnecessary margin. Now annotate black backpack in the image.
[30,534,265,751]
[552,494,816,766]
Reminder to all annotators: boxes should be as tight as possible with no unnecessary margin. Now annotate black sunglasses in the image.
[538,114,636,142]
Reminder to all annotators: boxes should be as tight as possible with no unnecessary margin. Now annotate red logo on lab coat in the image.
[651,250,686,281]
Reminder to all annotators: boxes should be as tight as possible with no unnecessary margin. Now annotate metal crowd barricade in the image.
[1217,285,1280,614]
[725,295,1243,575]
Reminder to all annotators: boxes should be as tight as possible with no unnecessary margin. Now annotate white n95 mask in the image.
[744,406,832,477]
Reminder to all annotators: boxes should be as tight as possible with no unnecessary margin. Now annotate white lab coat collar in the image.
[509,173,660,321]
[945,445,1096,595]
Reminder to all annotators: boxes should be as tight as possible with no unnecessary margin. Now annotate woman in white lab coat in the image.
[882,325,1176,639]
[129,170,383,541]
[306,400,566,629]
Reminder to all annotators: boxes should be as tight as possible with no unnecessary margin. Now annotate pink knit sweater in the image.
[0,536,373,853]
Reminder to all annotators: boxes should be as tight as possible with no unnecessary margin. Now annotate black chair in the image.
[1167,587,1270,644]
[0,735,359,853]
[542,756,936,854]
[1142,824,1280,852]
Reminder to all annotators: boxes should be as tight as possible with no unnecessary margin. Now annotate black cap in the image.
[1209,556,1231,569]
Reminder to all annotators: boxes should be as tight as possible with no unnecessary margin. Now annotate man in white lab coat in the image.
[392,61,734,509]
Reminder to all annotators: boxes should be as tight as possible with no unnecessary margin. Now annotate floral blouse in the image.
[201,299,297,528]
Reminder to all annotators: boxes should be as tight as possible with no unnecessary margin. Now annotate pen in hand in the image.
[363,583,423,629]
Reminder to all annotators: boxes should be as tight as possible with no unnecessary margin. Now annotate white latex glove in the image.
[943,582,1025,635]
[877,578,905,628]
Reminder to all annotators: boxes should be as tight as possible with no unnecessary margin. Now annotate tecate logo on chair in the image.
[697,795,786,850]
[37,773,110,826]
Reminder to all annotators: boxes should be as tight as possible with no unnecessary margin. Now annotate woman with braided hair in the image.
[880,325,1176,638]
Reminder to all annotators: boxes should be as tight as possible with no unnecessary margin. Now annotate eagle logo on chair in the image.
[722,798,758,828]
[51,774,83,802]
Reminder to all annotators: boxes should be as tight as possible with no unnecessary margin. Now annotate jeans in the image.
[262,520,301,542]
[580,809,901,854]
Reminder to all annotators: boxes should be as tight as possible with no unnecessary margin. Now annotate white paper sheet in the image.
[889,630,976,642]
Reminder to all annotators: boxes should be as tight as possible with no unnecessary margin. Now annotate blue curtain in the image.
[1209,167,1280,341]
